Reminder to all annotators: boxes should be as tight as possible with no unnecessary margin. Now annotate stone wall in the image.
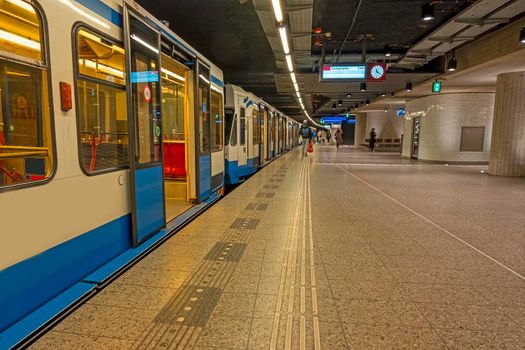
[404,93,495,162]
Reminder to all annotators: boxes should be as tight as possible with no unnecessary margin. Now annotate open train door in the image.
[124,5,166,246]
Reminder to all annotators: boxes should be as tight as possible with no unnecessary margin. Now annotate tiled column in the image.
[354,114,366,147]
[489,71,525,177]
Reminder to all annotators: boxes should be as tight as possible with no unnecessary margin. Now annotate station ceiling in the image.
[138,0,521,121]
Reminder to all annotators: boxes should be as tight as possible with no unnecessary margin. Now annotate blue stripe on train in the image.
[225,158,257,185]
[0,215,132,333]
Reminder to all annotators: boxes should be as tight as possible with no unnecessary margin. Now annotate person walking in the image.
[369,128,377,152]
[335,128,343,149]
[299,120,312,157]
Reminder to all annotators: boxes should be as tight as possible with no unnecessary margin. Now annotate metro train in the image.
[224,84,300,184]
[0,0,299,343]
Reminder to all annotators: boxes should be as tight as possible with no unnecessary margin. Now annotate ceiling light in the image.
[384,44,392,57]
[271,0,284,23]
[366,100,370,105]
[332,104,336,110]
[346,93,352,97]
[0,29,40,51]
[421,3,434,21]
[293,82,299,91]
[360,82,366,92]
[162,68,185,82]
[296,91,300,98]
[290,72,296,84]
[338,100,342,106]
[519,27,524,44]
[405,82,412,92]
[7,0,35,12]
[285,54,293,72]
[354,104,358,109]
[199,74,210,85]
[131,34,159,54]
[381,93,386,97]
[447,57,457,71]
[279,26,290,54]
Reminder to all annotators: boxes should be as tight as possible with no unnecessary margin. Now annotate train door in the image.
[412,117,421,159]
[263,108,269,161]
[196,61,212,201]
[238,106,247,166]
[252,109,260,166]
[160,52,191,222]
[124,6,165,246]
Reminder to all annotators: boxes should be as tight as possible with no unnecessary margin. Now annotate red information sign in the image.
[143,85,152,102]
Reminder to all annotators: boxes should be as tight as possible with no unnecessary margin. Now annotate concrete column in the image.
[354,114,367,147]
[489,71,525,177]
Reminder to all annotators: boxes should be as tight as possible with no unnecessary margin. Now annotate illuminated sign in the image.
[396,108,406,117]
[131,70,159,83]
[321,65,366,80]
[320,115,356,124]
[432,80,441,93]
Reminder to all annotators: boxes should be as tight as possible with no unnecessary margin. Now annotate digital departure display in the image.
[321,65,366,80]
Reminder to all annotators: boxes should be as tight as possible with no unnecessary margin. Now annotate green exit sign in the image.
[432,80,441,93]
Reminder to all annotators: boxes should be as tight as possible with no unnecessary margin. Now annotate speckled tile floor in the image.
[30,147,525,349]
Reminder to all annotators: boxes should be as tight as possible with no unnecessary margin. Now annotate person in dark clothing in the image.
[299,120,312,156]
[369,128,377,152]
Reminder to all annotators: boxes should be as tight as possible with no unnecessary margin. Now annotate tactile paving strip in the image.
[132,162,293,349]
[204,242,246,262]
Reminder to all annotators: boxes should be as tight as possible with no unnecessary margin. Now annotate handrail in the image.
[0,146,49,151]
[0,150,48,159]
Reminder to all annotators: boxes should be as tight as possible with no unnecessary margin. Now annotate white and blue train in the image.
[0,0,299,347]
[224,84,299,184]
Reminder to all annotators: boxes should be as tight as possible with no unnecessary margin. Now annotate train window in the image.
[75,28,127,173]
[252,110,259,145]
[161,55,186,141]
[198,66,210,154]
[239,107,246,146]
[230,117,237,146]
[210,90,223,152]
[224,108,234,146]
[0,1,55,189]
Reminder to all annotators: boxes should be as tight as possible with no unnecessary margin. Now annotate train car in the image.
[0,0,225,342]
[224,84,299,185]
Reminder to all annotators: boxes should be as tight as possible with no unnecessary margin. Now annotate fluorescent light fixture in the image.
[279,26,290,54]
[271,0,283,23]
[58,0,110,29]
[80,31,125,54]
[298,97,303,104]
[0,29,40,51]
[360,82,366,92]
[131,34,159,54]
[296,91,300,98]
[405,82,412,92]
[290,72,297,84]
[161,68,185,82]
[285,54,293,72]
[199,74,210,84]
[7,0,35,12]
[293,82,299,92]
[82,59,124,78]
[211,85,223,93]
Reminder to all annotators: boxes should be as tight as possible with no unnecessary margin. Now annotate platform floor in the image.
[31,146,525,349]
